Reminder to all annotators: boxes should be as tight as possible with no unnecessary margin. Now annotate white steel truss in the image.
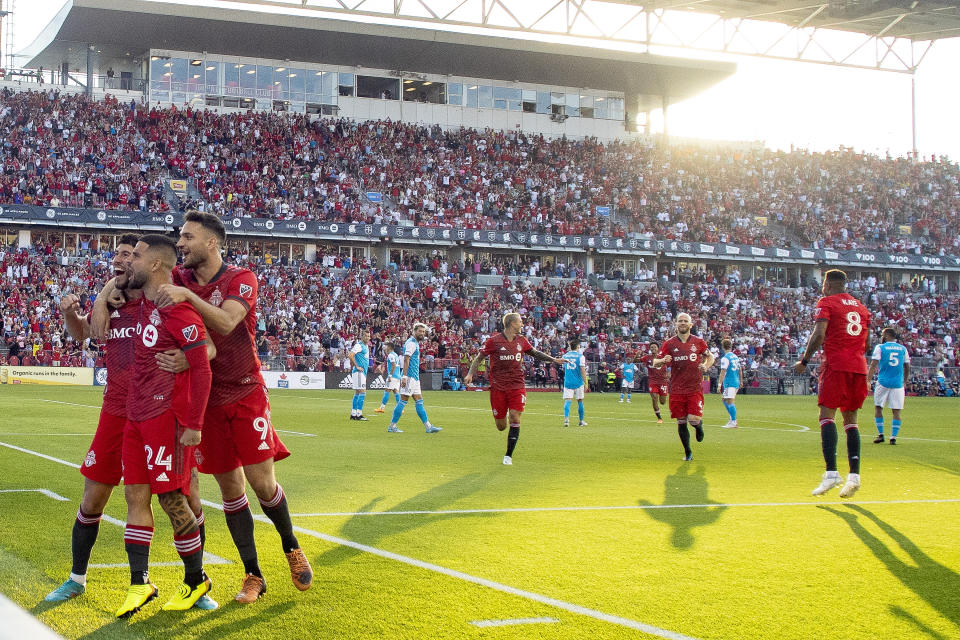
[219,0,947,73]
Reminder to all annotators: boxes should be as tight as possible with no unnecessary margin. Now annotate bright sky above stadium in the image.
[16,0,960,160]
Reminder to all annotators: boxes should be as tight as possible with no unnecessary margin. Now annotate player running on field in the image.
[348,328,371,421]
[463,312,564,465]
[47,235,217,611]
[868,326,910,445]
[794,269,872,498]
[376,338,403,414]
[654,314,715,461]
[387,323,442,434]
[718,338,743,428]
[561,338,589,427]
[642,342,669,423]
[156,211,312,603]
[619,358,636,403]
[115,235,213,618]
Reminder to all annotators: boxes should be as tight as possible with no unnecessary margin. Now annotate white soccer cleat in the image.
[563,420,569,428]
[502,455,512,465]
[626,399,631,403]
[578,421,588,427]
[619,399,624,403]
[812,471,843,496]
[839,473,861,498]
[722,420,738,429]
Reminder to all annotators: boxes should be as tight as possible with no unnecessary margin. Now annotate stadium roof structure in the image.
[20,0,734,112]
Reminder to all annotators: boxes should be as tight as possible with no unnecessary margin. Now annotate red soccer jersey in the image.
[174,264,264,406]
[128,298,208,427]
[641,354,669,386]
[658,335,709,395]
[101,298,139,416]
[814,293,871,374]
[480,333,532,392]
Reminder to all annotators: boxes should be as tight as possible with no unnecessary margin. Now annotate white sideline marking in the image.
[0,489,70,501]
[0,441,698,639]
[471,617,559,627]
[35,399,314,437]
[289,498,960,518]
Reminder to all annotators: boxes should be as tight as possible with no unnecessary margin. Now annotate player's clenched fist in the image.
[60,294,81,314]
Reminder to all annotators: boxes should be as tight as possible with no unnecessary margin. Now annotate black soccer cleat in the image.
[889,437,897,445]
[873,434,884,444]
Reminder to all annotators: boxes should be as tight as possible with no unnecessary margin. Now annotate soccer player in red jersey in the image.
[116,234,213,617]
[793,269,871,498]
[156,211,311,603]
[45,235,141,603]
[642,341,669,423]
[463,312,563,465]
[653,314,715,461]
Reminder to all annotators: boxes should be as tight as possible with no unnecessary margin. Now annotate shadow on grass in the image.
[889,605,950,640]
[315,473,495,566]
[819,504,960,632]
[637,463,726,550]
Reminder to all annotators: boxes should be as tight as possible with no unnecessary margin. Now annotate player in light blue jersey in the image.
[562,338,589,427]
[718,338,742,428]
[376,339,403,414]
[619,359,637,403]
[388,323,441,434]
[348,329,372,421]
[868,327,910,445]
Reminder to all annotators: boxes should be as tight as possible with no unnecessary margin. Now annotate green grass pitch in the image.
[0,385,958,640]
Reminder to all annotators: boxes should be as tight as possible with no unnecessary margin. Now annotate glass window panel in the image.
[287,68,304,98]
[447,82,463,106]
[493,86,509,110]
[609,97,624,120]
[536,91,550,114]
[240,64,256,96]
[224,63,241,96]
[339,73,354,87]
[321,72,337,102]
[565,93,579,117]
[594,97,609,119]
[521,89,536,102]
[305,69,321,98]
[150,57,171,88]
[204,61,220,94]
[551,91,564,105]
[478,85,492,108]
[257,65,274,99]
[465,84,479,108]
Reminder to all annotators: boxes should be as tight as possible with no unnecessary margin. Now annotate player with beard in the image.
[115,234,213,617]
[155,211,312,603]
[653,314,715,461]
[463,312,564,464]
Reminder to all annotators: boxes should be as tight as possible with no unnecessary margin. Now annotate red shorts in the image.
[197,385,290,475]
[80,410,125,486]
[649,384,669,397]
[669,392,704,420]
[818,369,868,412]
[122,411,194,495]
[490,387,526,421]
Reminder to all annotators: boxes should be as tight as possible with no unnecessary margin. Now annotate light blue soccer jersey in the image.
[403,336,421,380]
[387,351,402,380]
[622,363,636,383]
[872,341,909,389]
[563,351,585,389]
[351,341,370,374]
[720,352,741,388]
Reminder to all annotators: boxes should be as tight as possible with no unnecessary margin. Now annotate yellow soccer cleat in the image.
[115,583,158,618]
[161,578,212,611]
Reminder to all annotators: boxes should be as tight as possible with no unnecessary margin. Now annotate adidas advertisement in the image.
[262,371,326,390]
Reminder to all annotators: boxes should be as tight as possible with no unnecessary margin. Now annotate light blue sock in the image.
[619,392,624,400]
[729,404,737,421]
[394,393,400,404]
[891,419,900,437]
[627,392,631,400]
[875,416,884,435]
[381,391,391,406]
[357,392,366,412]
[351,395,358,413]
[415,399,430,425]
[563,400,571,419]
[391,400,407,424]
[578,402,584,422]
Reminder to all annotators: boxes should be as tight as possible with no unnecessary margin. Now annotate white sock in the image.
[69,572,86,586]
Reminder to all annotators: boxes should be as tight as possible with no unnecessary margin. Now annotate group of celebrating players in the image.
[42,209,911,618]
[45,212,312,617]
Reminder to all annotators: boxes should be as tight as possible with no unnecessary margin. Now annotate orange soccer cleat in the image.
[285,549,313,591]
[234,573,266,604]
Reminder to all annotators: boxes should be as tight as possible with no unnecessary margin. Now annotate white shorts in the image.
[874,384,905,410]
[401,378,422,396]
[621,380,634,389]
[351,372,367,391]
[562,386,585,400]
[387,377,401,392]
[722,387,739,400]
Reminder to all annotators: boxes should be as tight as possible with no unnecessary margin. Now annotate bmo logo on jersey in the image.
[140,323,159,347]
[109,327,135,340]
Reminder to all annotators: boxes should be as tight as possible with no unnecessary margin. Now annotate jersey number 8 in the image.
[845,312,863,336]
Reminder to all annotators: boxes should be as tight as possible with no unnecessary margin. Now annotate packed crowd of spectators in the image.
[3,241,959,396]
[2,88,959,255]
